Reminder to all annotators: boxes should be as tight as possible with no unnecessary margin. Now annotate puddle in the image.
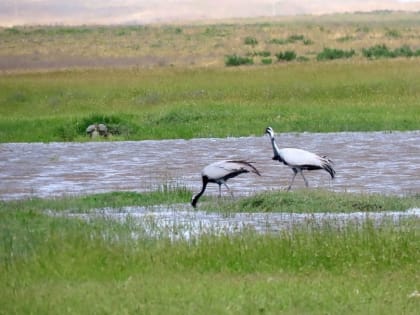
[63,205,420,240]
[1,131,420,200]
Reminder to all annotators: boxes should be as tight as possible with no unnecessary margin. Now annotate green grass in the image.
[1,189,419,314]
[0,189,190,213]
[1,189,418,214]
[202,189,420,213]
[1,59,419,142]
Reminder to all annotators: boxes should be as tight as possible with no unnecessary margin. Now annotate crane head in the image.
[191,195,198,208]
[265,126,274,137]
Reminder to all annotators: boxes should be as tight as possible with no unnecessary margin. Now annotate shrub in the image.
[244,36,258,46]
[297,56,310,62]
[261,58,272,65]
[317,47,356,60]
[4,27,21,35]
[248,51,271,57]
[225,54,254,66]
[385,29,401,38]
[268,38,287,45]
[336,36,354,42]
[257,51,271,57]
[287,34,305,42]
[362,44,392,58]
[41,26,92,36]
[356,26,370,33]
[275,50,297,61]
[393,45,414,57]
[269,35,311,45]
[363,44,420,59]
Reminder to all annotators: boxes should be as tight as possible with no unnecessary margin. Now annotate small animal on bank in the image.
[191,160,261,208]
[265,126,335,190]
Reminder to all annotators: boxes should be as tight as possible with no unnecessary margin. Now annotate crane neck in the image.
[191,176,208,208]
[270,135,281,154]
[269,135,282,160]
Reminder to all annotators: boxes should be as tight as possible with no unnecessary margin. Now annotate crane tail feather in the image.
[321,157,336,179]
[227,160,261,176]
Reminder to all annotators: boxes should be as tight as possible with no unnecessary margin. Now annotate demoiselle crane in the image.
[265,126,335,190]
[191,160,261,208]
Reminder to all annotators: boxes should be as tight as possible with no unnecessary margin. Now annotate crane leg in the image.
[287,169,298,191]
[300,171,309,187]
[223,182,234,197]
[217,182,233,197]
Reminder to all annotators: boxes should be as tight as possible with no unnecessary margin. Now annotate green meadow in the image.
[1,59,419,142]
[1,190,419,314]
[1,12,420,314]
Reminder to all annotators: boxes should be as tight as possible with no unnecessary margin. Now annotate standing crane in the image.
[265,126,335,190]
[191,160,261,208]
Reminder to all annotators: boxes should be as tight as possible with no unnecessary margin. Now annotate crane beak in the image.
[191,195,198,208]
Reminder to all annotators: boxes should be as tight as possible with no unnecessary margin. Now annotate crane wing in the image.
[202,160,260,178]
[279,148,325,167]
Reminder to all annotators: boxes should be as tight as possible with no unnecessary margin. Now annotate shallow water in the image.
[64,205,420,240]
[1,131,419,200]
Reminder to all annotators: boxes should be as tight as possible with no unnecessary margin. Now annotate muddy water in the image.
[1,131,419,201]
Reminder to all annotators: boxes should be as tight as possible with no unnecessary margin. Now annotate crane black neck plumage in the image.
[266,126,288,164]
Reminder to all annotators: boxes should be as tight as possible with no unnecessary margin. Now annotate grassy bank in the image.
[202,190,420,213]
[1,58,419,142]
[1,189,418,213]
[1,190,419,314]
[1,12,420,143]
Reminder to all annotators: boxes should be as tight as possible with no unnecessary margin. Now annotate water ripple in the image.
[1,131,419,200]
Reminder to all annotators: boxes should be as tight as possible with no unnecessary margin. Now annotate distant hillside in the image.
[1,0,419,26]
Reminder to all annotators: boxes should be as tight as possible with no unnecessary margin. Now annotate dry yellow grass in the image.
[0,12,419,70]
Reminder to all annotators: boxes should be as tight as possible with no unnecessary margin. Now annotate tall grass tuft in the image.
[275,50,297,61]
[362,44,420,59]
[244,36,258,46]
[224,54,254,66]
[317,47,356,60]
[200,190,419,213]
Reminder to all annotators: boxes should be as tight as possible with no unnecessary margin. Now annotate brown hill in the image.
[0,0,419,26]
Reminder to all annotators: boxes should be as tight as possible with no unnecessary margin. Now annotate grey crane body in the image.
[191,160,261,208]
[265,126,335,190]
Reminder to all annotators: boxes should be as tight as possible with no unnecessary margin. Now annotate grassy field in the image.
[1,12,420,68]
[1,59,419,142]
[1,12,420,142]
[1,190,419,314]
